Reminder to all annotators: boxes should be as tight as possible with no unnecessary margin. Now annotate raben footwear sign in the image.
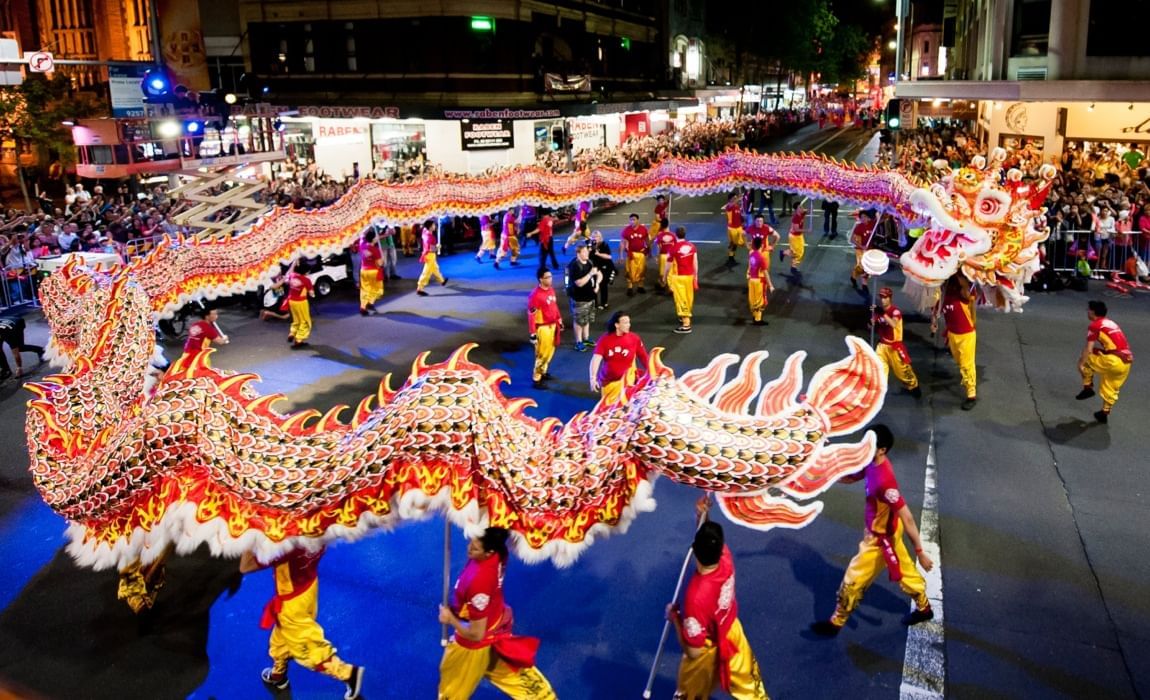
[461,119,514,150]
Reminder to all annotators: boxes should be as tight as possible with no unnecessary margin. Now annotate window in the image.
[1011,0,1050,56]
[1088,0,1150,55]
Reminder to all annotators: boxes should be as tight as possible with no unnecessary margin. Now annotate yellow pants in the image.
[497,233,520,262]
[359,268,383,309]
[831,521,929,627]
[438,641,556,700]
[1082,353,1132,410]
[947,330,977,398]
[748,278,768,322]
[658,253,669,287]
[288,299,311,342]
[626,252,647,288]
[727,227,745,250]
[651,220,663,241]
[789,233,805,267]
[601,365,637,406]
[267,580,353,682]
[674,618,769,700]
[877,343,919,390]
[418,253,445,290]
[478,234,497,258]
[669,273,695,325]
[533,324,557,381]
[852,250,867,282]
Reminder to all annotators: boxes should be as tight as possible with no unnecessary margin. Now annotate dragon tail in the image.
[805,337,886,437]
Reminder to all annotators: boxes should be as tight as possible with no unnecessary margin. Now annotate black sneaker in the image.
[442,277,449,286]
[542,373,555,380]
[287,337,295,344]
[1094,410,1109,424]
[1075,387,1096,400]
[850,277,858,289]
[901,607,934,626]
[909,387,922,398]
[961,397,977,411]
[627,289,635,297]
[493,261,501,269]
[261,668,289,691]
[291,341,309,350]
[638,287,646,294]
[752,319,768,326]
[344,666,364,700]
[359,309,370,316]
[532,379,546,390]
[416,290,429,297]
[673,325,692,334]
[809,620,842,637]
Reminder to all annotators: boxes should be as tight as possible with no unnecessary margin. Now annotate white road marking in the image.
[899,428,945,699]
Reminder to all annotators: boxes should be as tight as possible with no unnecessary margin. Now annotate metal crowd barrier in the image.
[1045,228,1148,277]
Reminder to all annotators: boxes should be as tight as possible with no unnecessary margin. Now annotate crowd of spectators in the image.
[535,110,814,173]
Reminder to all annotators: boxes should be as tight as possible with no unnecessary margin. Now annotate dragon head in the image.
[901,149,1057,311]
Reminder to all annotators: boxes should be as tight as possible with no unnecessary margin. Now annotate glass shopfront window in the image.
[371,122,426,180]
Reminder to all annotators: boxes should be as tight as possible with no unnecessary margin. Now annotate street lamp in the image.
[894,0,907,84]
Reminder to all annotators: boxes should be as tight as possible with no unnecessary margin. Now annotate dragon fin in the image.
[711,350,768,414]
[680,353,739,401]
[777,433,876,500]
[716,491,822,531]
[757,351,805,416]
[805,336,886,437]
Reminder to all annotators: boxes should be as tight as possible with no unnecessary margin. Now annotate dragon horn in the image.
[377,373,396,404]
[805,337,886,437]
[410,351,432,383]
[314,405,349,432]
[352,394,376,427]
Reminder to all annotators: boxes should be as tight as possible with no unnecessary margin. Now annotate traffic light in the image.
[551,126,564,151]
[886,99,903,130]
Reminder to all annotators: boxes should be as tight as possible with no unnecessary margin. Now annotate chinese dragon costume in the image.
[24,148,1053,608]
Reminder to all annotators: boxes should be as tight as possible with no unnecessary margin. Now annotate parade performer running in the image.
[667,498,770,700]
[1076,300,1134,424]
[280,263,315,349]
[241,548,365,699]
[620,213,650,295]
[723,192,745,270]
[475,214,498,264]
[746,237,772,327]
[589,311,649,405]
[666,226,699,334]
[438,528,557,700]
[528,267,563,390]
[873,288,921,397]
[495,208,521,269]
[358,228,385,316]
[810,424,934,637]
[416,219,449,297]
[932,274,978,410]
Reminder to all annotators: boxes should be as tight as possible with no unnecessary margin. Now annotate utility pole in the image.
[148,0,163,68]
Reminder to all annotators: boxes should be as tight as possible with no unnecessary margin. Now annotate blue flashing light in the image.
[184,120,204,135]
[141,69,172,99]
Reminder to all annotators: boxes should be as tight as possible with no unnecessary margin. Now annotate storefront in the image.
[278,116,427,181]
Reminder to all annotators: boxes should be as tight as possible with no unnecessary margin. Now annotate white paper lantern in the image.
[861,249,889,276]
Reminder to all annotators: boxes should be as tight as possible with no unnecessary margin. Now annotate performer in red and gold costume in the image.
[723,191,745,270]
[241,548,365,699]
[667,498,769,700]
[811,424,934,636]
[438,528,556,700]
[620,213,650,295]
[282,264,314,348]
[182,307,228,357]
[495,208,521,268]
[651,194,670,241]
[358,228,385,315]
[850,210,875,292]
[589,311,649,405]
[527,267,563,390]
[785,206,808,275]
[746,237,772,327]
[1076,300,1134,424]
[665,226,698,334]
[745,213,779,254]
[417,220,448,296]
[475,214,498,264]
[872,288,921,397]
[932,274,977,410]
[654,218,677,293]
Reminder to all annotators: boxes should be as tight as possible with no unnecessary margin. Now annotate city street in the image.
[0,124,1147,699]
